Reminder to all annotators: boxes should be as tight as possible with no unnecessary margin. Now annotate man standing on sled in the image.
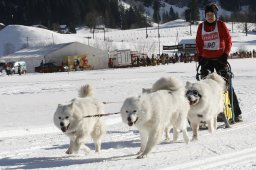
[195,3,243,122]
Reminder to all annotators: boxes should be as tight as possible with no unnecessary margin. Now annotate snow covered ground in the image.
[1,58,256,169]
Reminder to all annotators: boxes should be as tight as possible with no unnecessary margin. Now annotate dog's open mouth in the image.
[189,100,197,105]
[188,99,198,105]
[61,123,70,132]
[128,117,138,126]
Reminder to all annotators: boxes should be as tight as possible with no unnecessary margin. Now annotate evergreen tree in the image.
[162,6,178,23]
[118,5,126,29]
[198,0,210,8]
[184,9,191,22]
[169,6,178,21]
[248,0,256,23]
[85,11,98,30]
[162,11,169,23]
[186,0,199,23]
[152,0,160,23]
[2,0,253,30]
[220,0,240,11]
[143,0,154,7]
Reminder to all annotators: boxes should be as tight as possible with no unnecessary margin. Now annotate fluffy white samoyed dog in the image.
[53,84,105,155]
[121,77,190,159]
[185,72,225,140]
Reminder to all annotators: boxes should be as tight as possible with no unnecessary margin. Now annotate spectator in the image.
[18,63,21,75]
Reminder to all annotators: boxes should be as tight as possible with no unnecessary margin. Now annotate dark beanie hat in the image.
[205,3,218,17]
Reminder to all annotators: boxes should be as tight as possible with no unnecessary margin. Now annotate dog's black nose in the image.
[60,122,64,127]
[188,96,192,100]
[127,117,131,122]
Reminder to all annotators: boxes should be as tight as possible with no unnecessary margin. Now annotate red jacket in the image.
[196,20,232,59]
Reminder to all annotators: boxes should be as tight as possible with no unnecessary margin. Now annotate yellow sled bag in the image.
[224,90,233,121]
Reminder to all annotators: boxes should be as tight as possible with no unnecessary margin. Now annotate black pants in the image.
[200,59,242,117]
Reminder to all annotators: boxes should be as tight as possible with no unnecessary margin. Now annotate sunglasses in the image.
[186,90,201,97]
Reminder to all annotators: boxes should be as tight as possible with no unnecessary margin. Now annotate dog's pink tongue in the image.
[128,122,134,126]
[61,127,67,132]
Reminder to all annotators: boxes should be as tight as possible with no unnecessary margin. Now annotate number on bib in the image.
[207,42,215,48]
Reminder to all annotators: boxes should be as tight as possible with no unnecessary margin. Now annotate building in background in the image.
[0,42,108,73]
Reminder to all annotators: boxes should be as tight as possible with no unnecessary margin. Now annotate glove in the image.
[198,56,205,65]
[219,53,228,64]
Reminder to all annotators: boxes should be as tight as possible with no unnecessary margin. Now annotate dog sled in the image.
[196,61,235,128]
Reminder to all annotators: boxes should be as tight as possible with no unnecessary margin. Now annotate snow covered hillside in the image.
[1,19,256,57]
[0,59,256,169]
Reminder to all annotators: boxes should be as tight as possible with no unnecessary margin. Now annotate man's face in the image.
[206,12,216,23]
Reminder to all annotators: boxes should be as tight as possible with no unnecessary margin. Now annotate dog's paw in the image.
[191,136,198,141]
[95,144,101,153]
[208,128,215,133]
[66,149,73,154]
[83,148,91,155]
[184,138,190,144]
[136,150,143,155]
[164,137,171,142]
[95,148,101,153]
[136,154,147,159]
[183,135,190,144]
[80,145,91,154]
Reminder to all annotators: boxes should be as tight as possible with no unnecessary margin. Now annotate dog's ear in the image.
[67,102,74,111]
[142,88,151,93]
[185,81,192,89]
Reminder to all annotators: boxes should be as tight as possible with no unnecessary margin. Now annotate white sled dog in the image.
[121,77,190,159]
[53,84,104,155]
[185,72,225,140]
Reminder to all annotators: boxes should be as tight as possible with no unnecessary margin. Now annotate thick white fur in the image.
[142,77,183,94]
[185,73,225,140]
[121,77,190,159]
[143,77,187,140]
[53,84,104,155]
[151,77,184,93]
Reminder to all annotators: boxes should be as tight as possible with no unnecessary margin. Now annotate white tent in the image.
[0,42,108,73]
[0,23,5,30]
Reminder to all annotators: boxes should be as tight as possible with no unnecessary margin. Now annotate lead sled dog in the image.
[53,84,105,155]
[121,77,190,159]
[185,73,225,140]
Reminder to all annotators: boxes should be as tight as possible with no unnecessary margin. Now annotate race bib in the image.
[202,22,220,50]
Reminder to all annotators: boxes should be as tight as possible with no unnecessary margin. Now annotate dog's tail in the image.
[206,73,226,90]
[151,76,183,92]
[79,84,94,97]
